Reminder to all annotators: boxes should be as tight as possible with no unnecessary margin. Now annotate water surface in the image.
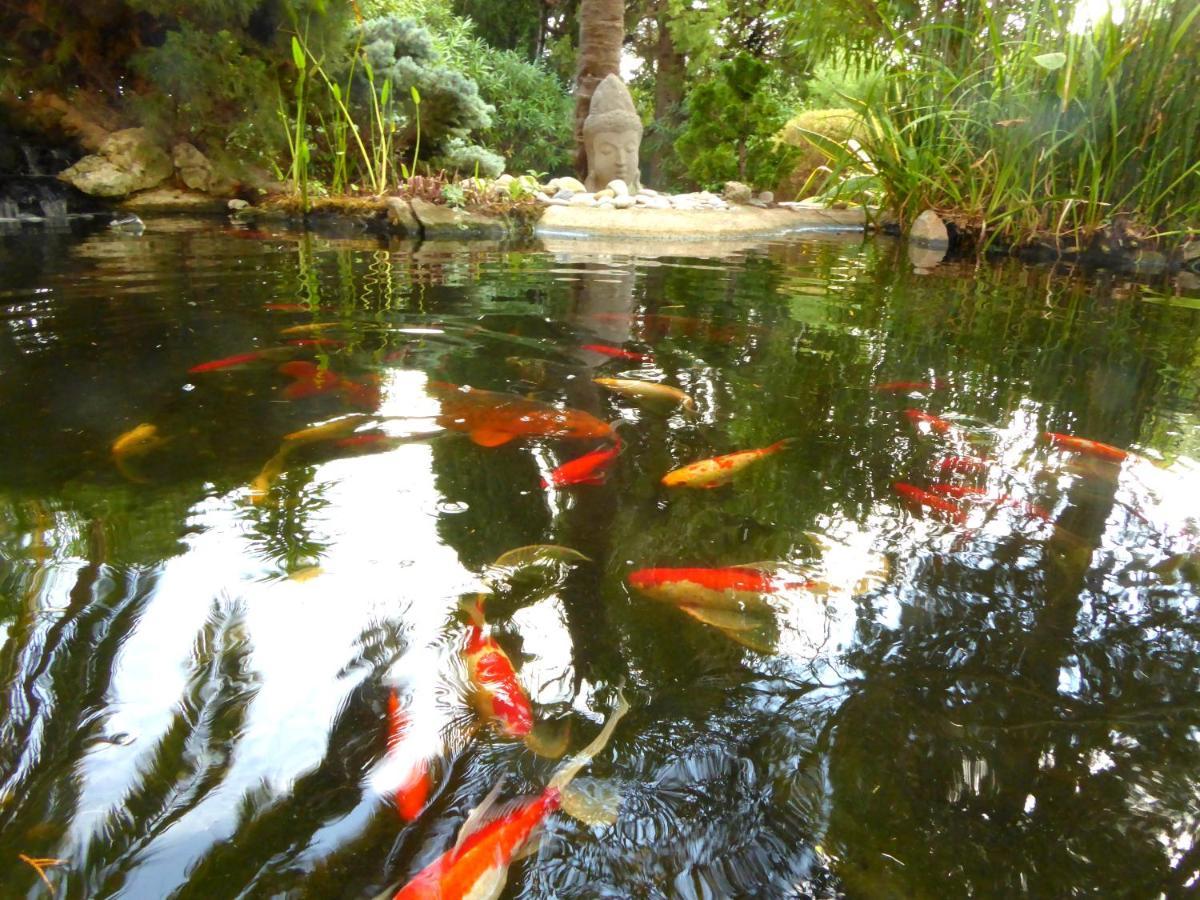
[1,220,1198,898]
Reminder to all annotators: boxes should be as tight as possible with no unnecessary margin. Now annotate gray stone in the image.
[556,189,575,201]
[757,191,774,204]
[640,187,659,196]
[548,176,586,194]
[613,194,635,209]
[910,209,949,249]
[108,214,145,234]
[638,195,671,210]
[568,194,598,208]
[385,196,420,235]
[748,199,769,209]
[722,181,753,203]
[582,75,642,193]
[1180,241,1200,263]
[172,142,234,195]
[227,198,250,211]
[606,179,630,197]
[597,197,614,208]
[408,197,506,239]
[58,128,173,198]
[546,197,570,206]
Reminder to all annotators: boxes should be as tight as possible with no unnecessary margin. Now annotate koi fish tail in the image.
[767,438,796,453]
[547,688,629,792]
[461,593,488,627]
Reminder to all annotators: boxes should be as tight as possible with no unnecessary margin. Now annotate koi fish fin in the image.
[678,604,765,632]
[491,544,592,569]
[766,438,796,453]
[395,759,431,822]
[454,777,508,852]
[523,719,572,759]
[512,832,547,861]
[470,428,516,447]
[548,688,629,793]
[698,479,731,489]
[559,776,623,827]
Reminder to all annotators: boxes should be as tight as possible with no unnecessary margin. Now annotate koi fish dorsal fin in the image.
[470,428,516,447]
[452,777,513,852]
[678,604,764,631]
[547,689,629,792]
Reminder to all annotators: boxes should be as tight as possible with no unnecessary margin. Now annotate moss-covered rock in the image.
[774,109,866,201]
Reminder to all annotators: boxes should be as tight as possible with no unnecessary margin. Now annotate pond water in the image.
[1,219,1198,899]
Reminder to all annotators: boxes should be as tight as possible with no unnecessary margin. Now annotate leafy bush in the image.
[430,137,505,177]
[674,53,799,191]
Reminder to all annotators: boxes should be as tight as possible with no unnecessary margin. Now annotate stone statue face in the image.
[586,130,640,191]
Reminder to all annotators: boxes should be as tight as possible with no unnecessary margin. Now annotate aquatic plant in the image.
[796,0,1200,244]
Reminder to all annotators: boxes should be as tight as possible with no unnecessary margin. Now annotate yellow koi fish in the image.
[112,423,164,458]
[593,378,695,411]
[662,439,792,488]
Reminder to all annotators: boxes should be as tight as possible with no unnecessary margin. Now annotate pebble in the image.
[568,193,597,207]
[594,188,616,200]
[556,189,575,201]
[606,179,630,197]
[613,194,635,209]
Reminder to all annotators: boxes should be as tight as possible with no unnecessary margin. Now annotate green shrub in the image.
[774,108,867,200]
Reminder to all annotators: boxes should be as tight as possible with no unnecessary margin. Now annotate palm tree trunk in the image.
[573,0,624,178]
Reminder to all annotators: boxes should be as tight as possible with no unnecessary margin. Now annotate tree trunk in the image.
[573,0,624,179]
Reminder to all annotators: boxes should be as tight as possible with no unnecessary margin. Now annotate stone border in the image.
[535,202,867,240]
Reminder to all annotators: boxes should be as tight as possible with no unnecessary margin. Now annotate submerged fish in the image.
[463,598,533,739]
[937,454,990,476]
[542,439,622,488]
[394,691,629,900]
[661,439,792,488]
[594,378,695,411]
[112,423,164,458]
[429,382,612,447]
[1043,431,1129,463]
[188,350,280,374]
[903,408,956,435]
[627,567,800,613]
[386,690,432,822]
[580,343,654,363]
[279,361,380,409]
[893,481,966,524]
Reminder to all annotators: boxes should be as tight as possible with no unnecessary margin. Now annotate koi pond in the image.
[2,219,1199,898]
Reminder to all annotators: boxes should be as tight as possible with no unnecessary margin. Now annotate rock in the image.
[1180,241,1200,267]
[534,191,553,203]
[747,199,769,209]
[757,191,774,204]
[909,209,949,248]
[594,188,616,200]
[172,142,234,195]
[548,176,586,194]
[546,197,569,206]
[58,128,172,198]
[638,194,671,210]
[613,194,635,209]
[568,193,597,207]
[227,198,250,211]
[408,196,506,239]
[640,187,659,196]
[385,196,420,235]
[597,198,614,208]
[556,189,575,201]
[119,187,228,212]
[606,179,630,197]
[722,181,753,203]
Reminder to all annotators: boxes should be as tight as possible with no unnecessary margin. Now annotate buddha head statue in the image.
[582,74,643,193]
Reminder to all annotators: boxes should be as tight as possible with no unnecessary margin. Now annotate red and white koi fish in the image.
[580,343,654,364]
[903,408,956,435]
[541,439,622,488]
[893,481,966,524]
[661,440,792,488]
[394,691,629,900]
[386,690,432,822]
[930,484,987,500]
[930,484,1052,521]
[937,454,990,476]
[1042,431,1129,464]
[463,598,533,738]
[874,379,943,394]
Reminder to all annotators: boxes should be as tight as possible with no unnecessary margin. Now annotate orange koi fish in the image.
[937,454,990,476]
[874,379,943,394]
[279,361,380,409]
[627,567,805,612]
[893,481,966,524]
[661,439,792,489]
[264,303,311,312]
[541,439,622,488]
[932,485,1052,522]
[428,382,613,447]
[580,343,654,364]
[387,690,432,822]
[394,691,629,900]
[463,599,533,738]
[189,350,274,373]
[903,408,956,435]
[1042,431,1129,463]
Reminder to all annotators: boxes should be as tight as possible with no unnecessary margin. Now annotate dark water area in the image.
[1,220,1198,898]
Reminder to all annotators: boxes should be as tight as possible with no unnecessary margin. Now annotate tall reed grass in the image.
[810,0,1200,245]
